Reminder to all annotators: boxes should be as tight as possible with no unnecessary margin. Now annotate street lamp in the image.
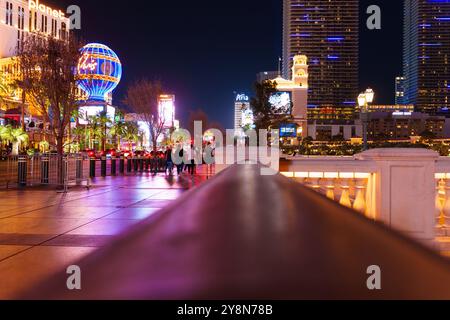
[358,88,375,151]
[365,88,375,104]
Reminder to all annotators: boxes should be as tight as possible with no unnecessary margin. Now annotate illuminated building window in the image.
[17,6,24,30]
[61,22,67,40]
[5,1,13,26]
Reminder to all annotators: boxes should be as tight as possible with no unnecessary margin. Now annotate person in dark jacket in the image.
[165,147,174,175]
[175,145,184,175]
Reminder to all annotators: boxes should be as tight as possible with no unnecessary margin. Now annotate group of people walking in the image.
[164,144,198,176]
[164,143,214,176]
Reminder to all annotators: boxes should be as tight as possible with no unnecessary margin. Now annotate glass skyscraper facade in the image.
[403,0,450,114]
[282,0,359,113]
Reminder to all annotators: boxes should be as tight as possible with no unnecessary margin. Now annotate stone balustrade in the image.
[281,148,450,256]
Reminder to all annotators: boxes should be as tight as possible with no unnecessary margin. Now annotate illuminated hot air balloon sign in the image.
[77,43,122,101]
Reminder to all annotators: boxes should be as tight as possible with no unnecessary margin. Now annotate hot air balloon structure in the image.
[77,43,122,102]
[76,43,122,125]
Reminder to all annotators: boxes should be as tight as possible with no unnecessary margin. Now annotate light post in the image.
[358,88,375,151]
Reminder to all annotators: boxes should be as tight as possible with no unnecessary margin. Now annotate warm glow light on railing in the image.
[309,172,324,178]
[324,172,339,179]
[295,172,309,178]
[355,173,371,179]
[281,172,372,179]
[281,172,294,178]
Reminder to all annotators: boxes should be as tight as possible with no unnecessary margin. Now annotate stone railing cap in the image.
[355,148,439,161]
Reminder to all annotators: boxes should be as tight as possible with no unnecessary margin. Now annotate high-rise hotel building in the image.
[403,0,450,114]
[282,0,359,113]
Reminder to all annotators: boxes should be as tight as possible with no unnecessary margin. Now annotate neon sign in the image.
[78,54,97,72]
[236,94,249,102]
[28,0,65,19]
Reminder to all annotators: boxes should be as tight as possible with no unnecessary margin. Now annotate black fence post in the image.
[41,155,49,184]
[133,157,138,172]
[101,156,107,177]
[111,157,117,176]
[90,157,96,178]
[127,157,132,173]
[145,158,149,171]
[76,155,83,184]
[18,155,27,187]
[139,157,144,172]
[119,156,125,174]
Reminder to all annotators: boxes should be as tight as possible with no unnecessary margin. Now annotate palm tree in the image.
[86,115,102,150]
[72,126,86,150]
[0,125,7,152]
[1,125,29,155]
[110,121,127,150]
[98,111,111,152]
[123,122,139,151]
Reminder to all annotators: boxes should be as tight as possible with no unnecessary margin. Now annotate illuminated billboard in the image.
[241,107,255,129]
[158,95,175,128]
[280,123,297,137]
[269,91,292,115]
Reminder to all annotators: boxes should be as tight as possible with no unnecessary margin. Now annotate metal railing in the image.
[0,154,215,190]
[0,154,91,190]
[21,165,450,299]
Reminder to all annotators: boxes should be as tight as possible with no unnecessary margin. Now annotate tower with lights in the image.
[282,0,359,114]
[403,0,450,114]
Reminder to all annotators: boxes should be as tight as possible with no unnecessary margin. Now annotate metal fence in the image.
[0,154,91,190]
[0,154,216,190]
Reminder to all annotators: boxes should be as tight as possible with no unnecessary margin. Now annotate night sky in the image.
[47,0,403,128]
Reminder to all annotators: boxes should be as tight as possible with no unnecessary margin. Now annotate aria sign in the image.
[236,94,249,102]
[28,0,65,19]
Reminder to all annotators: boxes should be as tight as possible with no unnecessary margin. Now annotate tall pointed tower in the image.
[292,55,308,88]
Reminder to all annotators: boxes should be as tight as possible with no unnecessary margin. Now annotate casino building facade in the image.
[0,0,69,58]
[0,0,69,121]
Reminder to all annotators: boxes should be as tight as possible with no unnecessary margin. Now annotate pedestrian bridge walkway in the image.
[21,164,450,300]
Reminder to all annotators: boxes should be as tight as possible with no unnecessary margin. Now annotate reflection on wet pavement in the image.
[0,172,207,299]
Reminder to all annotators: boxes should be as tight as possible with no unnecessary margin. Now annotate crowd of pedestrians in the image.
[163,143,215,176]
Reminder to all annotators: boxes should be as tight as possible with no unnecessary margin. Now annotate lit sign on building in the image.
[269,92,292,114]
[159,95,175,128]
[78,54,98,72]
[236,93,249,102]
[392,112,412,116]
[241,107,255,129]
[28,0,65,19]
[280,123,297,137]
